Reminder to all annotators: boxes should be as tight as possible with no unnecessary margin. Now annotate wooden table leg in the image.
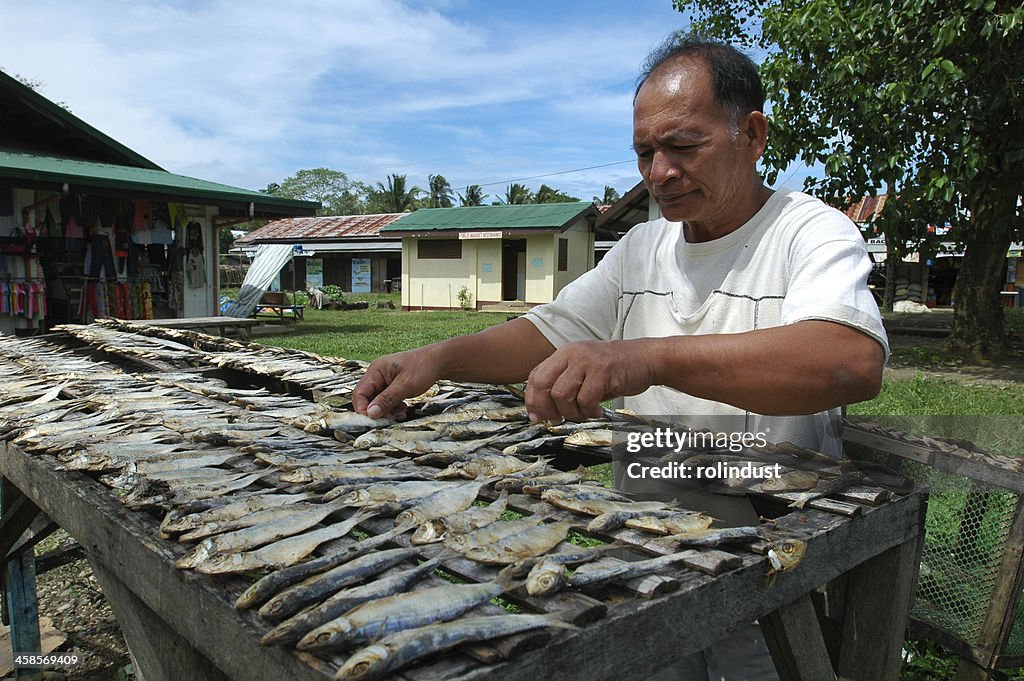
[760,593,837,681]
[836,530,924,681]
[2,478,43,681]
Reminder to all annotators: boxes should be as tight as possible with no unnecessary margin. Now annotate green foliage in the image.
[673,0,1024,355]
[370,173,422,213]
[593,185,622,205]
[499,183,534,205]
[534,184,581,203]
[458,184,488,206]
[456,285,473,310]
[268,167,370,216]
[426,174,455,208]
[218,227,235,255]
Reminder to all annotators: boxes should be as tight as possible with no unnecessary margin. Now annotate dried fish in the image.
[568,551,698,589]
[394,478,492,527]
[234,521,415,611]
[411,490,508,545]
[454,520,575,565]
[261,555,444,646]
[298,571,517,652]
[194,510,376,575]
[257,547,421,622]
[160,492,313,537]
[623,513,715,536]
[334,614,577,681]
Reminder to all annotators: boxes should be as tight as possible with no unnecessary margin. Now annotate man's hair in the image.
[635,34,764,126]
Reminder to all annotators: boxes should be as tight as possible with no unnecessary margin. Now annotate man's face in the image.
[632,58,761,229]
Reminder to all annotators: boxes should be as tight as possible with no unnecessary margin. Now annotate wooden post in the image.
[2,478,43,681]
[953,494,1024,681]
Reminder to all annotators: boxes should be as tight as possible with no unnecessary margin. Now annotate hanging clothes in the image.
[186,249,206,288]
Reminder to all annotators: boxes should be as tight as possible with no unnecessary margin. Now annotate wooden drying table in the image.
[131,316,262,339]
[1,439,923,681]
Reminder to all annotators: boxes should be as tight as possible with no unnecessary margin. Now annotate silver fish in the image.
[190,509,376,574]
[394,479,491,527]
[568,551,697,588]
[257,547,420,622]
[457,520,575,565]
[334,614,577,681]
[261,556,444,646]
[411,490,508,544]
[298,572,516,651]
[160,493,312,537]
[234,521,415,611]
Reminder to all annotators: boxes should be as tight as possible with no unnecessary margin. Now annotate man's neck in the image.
[684,184,774,243]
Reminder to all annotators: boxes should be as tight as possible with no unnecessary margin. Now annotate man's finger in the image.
[367,385,408,419]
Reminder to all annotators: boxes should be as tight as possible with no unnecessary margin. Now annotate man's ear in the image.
[740,111,768,160]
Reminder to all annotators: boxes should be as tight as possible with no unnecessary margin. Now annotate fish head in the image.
[526,563,567,597]
[299,620,352,651]
[410,521,444,545]
[337,644,391,681]
[767,539,808,574]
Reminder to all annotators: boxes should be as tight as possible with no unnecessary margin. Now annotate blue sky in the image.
[0,0,814,204]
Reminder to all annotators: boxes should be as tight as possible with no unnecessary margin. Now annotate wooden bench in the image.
[253,291,304,322]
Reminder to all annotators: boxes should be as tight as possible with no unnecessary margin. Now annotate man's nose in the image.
[648,149,681,183]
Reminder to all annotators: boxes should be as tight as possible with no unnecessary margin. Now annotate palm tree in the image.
[426,174,455,208]
[535,184,580,203]
[593,185,621,205]
[500,183,534,205]
[373,174,422,213]
[458,184,487,206]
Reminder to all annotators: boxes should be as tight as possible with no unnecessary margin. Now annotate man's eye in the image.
[635,149,653,159]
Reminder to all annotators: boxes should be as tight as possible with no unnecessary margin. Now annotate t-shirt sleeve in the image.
[782,232,890,360]
[524,239,625,347]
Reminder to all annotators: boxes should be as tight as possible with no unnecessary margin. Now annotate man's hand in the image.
[353,347,441,419]
[525,339,656,422]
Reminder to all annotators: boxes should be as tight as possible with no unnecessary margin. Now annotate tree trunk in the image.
[883,235,898,313]
[945,192,1015,359]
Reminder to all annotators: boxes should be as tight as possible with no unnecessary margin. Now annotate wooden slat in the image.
[760,594,836,681]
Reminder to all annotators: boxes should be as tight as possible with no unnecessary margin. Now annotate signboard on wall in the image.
[459,231,503,240]
[306,258,323,288]
[352,258,371,293]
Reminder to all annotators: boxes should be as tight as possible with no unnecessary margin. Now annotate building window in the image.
[417,239,462,259]
[558,238,568,271]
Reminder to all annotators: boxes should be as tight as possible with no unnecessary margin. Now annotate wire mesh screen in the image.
[847,440,1020,651]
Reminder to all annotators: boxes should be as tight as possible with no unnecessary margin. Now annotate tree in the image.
[458,184,488,206]
[426,174,455,208]
[534,184,581,203]
[371,174,422,213]
[269,168,369,216]
[500,183,534,205]
[675,0,1024,359]
[593,185,622,205]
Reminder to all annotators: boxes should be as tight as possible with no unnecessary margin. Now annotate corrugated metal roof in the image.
[382,202,598,233]
[237,214,405,244]
[845,194,888,223]
[0,149,317,217]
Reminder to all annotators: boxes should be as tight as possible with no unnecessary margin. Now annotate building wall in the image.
[553,218,595,294]
[182,206,217,318]
[474,239,502,306]
[401,238,475,309]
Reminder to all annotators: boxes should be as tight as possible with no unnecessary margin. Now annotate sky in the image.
[0,0,815,205]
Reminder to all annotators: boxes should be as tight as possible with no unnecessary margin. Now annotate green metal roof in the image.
[0,70,162,170]
[382,202,598,233]
[0,149,318,217]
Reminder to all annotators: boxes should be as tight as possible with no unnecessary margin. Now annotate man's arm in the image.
[353,317,555,418]
[524,320,884,422]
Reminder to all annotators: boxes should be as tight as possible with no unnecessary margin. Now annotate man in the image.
[354,35,887,680]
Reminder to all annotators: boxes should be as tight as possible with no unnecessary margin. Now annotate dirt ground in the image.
[7,311,1023,681]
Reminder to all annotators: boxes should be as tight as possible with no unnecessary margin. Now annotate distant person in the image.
[355,34,887,680]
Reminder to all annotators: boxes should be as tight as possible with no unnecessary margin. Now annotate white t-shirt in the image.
[526,188,888,458]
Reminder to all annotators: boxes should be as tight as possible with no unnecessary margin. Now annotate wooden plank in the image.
[0,494,42,560]
[88,558,230,681]
[843,422,1024,493]
[2,478,43,681]
[760,593,836,681]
